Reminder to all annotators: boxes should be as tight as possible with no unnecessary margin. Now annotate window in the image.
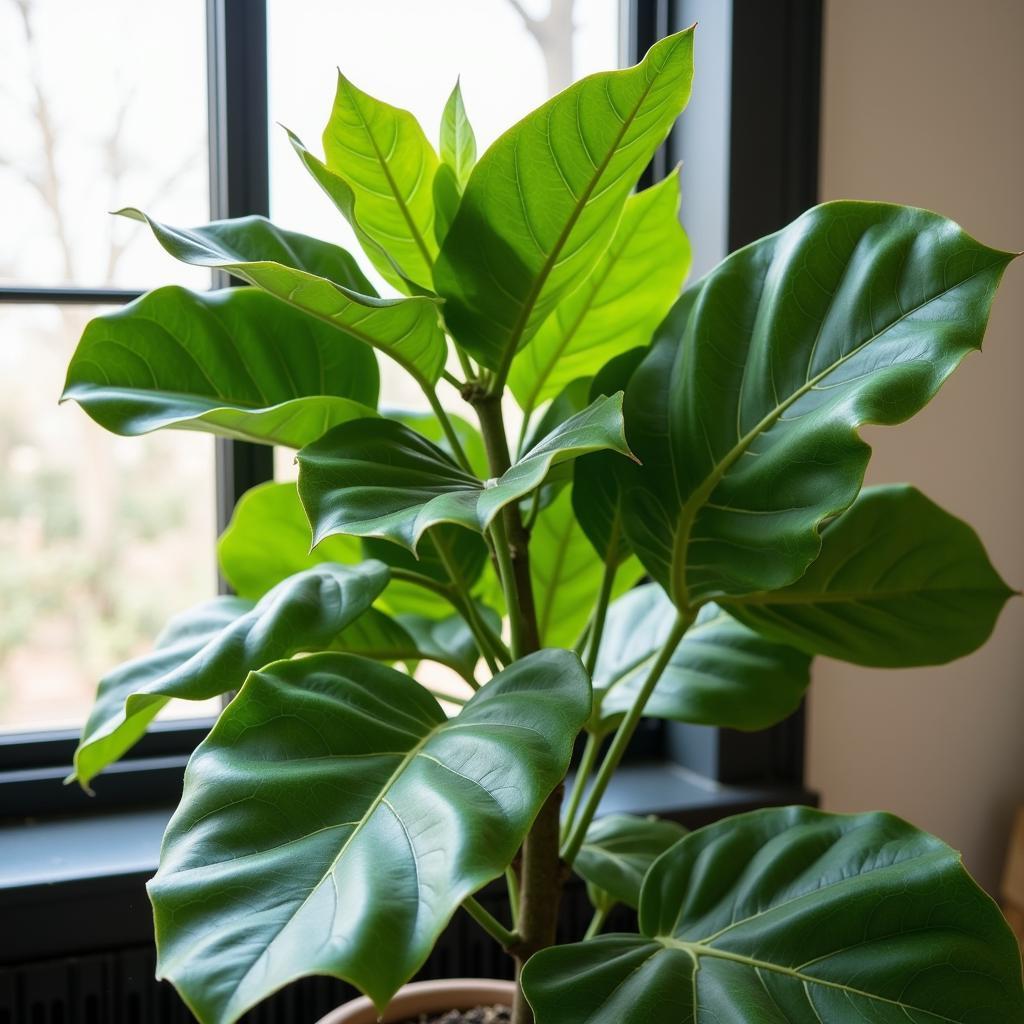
[0,0,215,737]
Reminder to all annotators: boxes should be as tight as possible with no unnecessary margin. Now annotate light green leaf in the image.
[72,562,389,787]
[218,482,361,599]
[575,814,688,911]
[726,484,1014,667]
[440,78,477,188]
[509,170,690,414]
[287,128,429,295]
[321,71,440,290]
[432,162,461,247]
[62,286,378,447]
[573,347,647,567]
[592,584,810,734]
[523,807,1024,1023]
[621,202,1016,607]
[435,27,695,375]
[531,488,644,649]
[297,394,635,552]
[120,209,448,384]
[150,649,591,1021]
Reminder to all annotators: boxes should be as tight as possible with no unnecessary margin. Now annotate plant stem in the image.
[426,688,467,706]
[583,554,618,677]
[441,368,465,389]
[425,386,474,474]
[512,783,564,1022]
[455,346,476,382]
[463,896,520,950]
[560,732,600,844]
[561,609,694,865]
[583,904,611,940]
[506,866,521,929]
[489,514,526,660]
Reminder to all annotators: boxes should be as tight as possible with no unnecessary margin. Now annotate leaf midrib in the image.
[727,583,1008,606]
[656,940,962,1023]
[493,36,685,387]
[670,261,1002,604]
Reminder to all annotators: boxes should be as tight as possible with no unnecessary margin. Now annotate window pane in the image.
[268,0,620,408]
[0,305,217,733]
[0,0,209,290]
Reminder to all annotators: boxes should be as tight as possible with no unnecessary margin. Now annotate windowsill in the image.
[0,762,813,964]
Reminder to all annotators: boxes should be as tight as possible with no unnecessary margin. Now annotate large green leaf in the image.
[434,28,695,375]
[120,209,448,383]
[320,71,439,291]
[72,562,388,787]
[150,649,591,1022]
[576,814,687,911]
[621,202,1016,608]
[62,286,378,447]
[297,394,634,552]
[726,484,1014,667]
[530,488,644,649]
[523,807,1024,1023]
[592,584,811,735]
[509,171,690,414]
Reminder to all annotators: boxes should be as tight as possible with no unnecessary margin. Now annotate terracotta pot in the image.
[316,978,518,1024]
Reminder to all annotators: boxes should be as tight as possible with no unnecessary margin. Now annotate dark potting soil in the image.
[397,1005,511,1024]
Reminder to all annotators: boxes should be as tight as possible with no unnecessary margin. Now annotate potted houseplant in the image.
[61,25,1024,1024]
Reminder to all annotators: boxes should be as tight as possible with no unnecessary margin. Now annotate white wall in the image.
[809,0,1024,891]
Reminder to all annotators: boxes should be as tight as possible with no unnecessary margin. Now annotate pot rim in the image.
[315,978,518,1024]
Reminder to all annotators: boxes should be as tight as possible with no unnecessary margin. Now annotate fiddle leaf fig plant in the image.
[61,24,1024,1024]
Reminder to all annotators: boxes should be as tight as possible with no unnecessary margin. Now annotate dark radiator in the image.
[0,879,623,1024]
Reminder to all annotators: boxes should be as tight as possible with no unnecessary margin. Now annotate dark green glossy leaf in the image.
[72,563,388,787]
[151,649,591,1021]
[592,584,811,734]
[297,394,634,552]
[574,347,647,567]
[440,79,477,188]
[509,171,689,414]
[62,286,378,447]
[576,814,687,911]
[319,71,439,291]
[435,28,695,374]
[392,407,490,477]
[218,482,361,599]
[120,209,448,383]
[331,605,491,681]
[726,484,1014,667]
[519,377,593,458]
[523,807,1024,1023]
[621,202,1016,607]
[530,488,644,649]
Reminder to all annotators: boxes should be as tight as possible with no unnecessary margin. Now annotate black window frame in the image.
[0,0,822,817]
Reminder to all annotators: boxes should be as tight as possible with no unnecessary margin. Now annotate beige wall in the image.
[809,0,1024,891]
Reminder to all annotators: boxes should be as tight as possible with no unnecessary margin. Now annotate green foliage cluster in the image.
[62,26,1023,1024]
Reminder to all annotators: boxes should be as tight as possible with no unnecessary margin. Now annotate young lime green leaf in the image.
[287,128,431,295]
[218,482,362,599]
[573,347,647,567]
[321,71,440,290]
[621,201,1016,608]
[150,649,591,1022]
[435,27,695,377]
[509,170,690,414]
[440,79,477,187]
[726,484,1015,667]
[62,287,378,448]
[72,562,388,788]
[575,814,688,911]
[523,807,1024,1023]
[591,584,810,735]
[531,488,645,649]
[297,394,635,552]
[119,209,448,384]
